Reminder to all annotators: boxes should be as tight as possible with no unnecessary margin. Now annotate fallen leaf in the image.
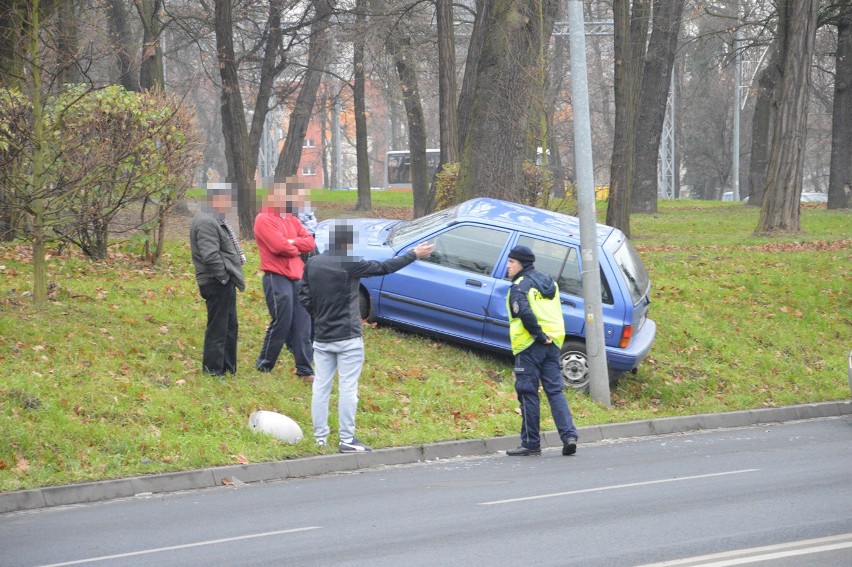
[234,454,249,465]
[16,458,29,472]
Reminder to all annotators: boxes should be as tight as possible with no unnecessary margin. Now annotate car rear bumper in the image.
[605,318,656,373]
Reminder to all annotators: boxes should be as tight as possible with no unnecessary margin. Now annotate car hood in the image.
[314,218,400,253]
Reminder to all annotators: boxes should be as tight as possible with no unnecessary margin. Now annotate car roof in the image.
[453,198,614,245]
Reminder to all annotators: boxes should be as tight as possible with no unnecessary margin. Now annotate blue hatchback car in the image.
[312,198,656,392]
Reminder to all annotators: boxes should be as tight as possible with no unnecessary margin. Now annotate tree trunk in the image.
[546,2,567,196]
[529,0,557,167]
[319,98,329,188]
[0,0,27,89]
[746,37,783,207]
[248,0,285,183]
[30,0,47,303]
[756,0,819,234]
[456,0,491,153]
[107,0,139,92]
[372,0,431,216]
[457,0,556,204]
[135,0,164,92]
[828,3,852,210]
[587,2,614,144]
[274,0,334,181]
[56,0,79,85]
[606,0,650,236]
[391,36,431,216]
[437,0,458,167]
[354,0,371,210]
[631,0,684,214]
[215,0,254,234]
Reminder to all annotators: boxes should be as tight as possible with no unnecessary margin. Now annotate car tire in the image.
[359,288,376,322]
[559,339,590,393]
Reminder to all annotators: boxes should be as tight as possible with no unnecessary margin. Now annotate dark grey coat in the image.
[189,212,246,291]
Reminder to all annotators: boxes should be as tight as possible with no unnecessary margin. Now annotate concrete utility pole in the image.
[732,14,742,201]
[566,0,610,406]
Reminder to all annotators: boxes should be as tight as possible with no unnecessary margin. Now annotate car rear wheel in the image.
[559,340,590,393]
[359,289,376,322]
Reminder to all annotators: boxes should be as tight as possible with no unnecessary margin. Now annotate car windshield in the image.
[387,204,460,247]
[613,239,650,305]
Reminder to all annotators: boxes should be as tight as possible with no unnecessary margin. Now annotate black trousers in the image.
[256,272,314,376]
[199,281,238,375]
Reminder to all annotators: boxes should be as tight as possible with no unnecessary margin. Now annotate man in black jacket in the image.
[299,222,432,452]
[189,185,246,376]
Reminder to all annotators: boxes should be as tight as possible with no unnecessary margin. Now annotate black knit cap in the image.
[508,245,535,266]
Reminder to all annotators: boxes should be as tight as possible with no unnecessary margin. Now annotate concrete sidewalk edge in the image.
[2,401,850,515]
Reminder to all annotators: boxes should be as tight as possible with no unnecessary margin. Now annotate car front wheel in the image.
[359,289,376,322]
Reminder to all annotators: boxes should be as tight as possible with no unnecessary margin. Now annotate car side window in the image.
[421,225,509,276]
[516,236,613,304]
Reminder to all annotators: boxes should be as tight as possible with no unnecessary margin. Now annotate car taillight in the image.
[619,325,633,348]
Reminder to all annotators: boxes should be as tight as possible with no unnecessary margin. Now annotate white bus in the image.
[386,149,440,190]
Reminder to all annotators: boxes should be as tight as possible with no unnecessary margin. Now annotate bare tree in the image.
[371,0,431,217]
[828,2,852,209]
[56,0,79,85]
[107,0,140,92]
[353,0,371,210]
[456,0,558,203]
[214,0,254,232]
[456,0,492,154]
[437,0,457,167]
[756,0,820,234]
[631,0,685,214]
[606,0,650,236]
[746,34,782,207]
[135,0,164,91]
[214,0,295,235]
[274,0,336,181]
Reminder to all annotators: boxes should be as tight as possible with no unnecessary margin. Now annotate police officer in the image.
[505,245,578,456]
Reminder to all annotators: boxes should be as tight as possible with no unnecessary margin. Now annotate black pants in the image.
[199,281,238,375]
[256,273,314,375]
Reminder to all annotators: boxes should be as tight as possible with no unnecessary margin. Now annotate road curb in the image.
[2,401,849,515]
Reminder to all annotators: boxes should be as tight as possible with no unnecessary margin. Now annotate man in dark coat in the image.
[190,184,246,376]
[299,221,433,452]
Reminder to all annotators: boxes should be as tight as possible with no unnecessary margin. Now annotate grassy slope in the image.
[0,194,849,491]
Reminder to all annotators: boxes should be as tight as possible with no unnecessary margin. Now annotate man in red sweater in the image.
[254,183,316,380]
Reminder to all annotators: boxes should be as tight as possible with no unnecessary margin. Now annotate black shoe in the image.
[506,446,541,456]
[562,438,577,456]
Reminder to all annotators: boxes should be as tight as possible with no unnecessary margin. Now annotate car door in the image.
[377,223,511,344]
[482,235,588,350]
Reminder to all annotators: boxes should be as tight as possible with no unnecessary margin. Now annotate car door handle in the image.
[465,279,483,288]
[561,299,576,307]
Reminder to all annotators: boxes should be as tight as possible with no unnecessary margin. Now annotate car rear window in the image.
[613,239,650,305]
[516,236,613,304]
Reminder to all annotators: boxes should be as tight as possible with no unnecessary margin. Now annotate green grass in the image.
[0,198,849,492]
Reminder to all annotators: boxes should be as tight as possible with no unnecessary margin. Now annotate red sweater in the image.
[253,209,316,279]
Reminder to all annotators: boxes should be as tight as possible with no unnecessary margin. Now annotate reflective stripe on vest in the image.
[506,276,566,354]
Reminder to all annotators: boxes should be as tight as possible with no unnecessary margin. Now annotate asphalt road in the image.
[1,417,850,567]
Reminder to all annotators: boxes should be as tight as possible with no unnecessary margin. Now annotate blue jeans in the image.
[311,338,365,443]
[256,273,313,376]
[514,342,578,449]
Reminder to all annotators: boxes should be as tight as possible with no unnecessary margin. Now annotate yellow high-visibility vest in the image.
[506,276,565,354]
